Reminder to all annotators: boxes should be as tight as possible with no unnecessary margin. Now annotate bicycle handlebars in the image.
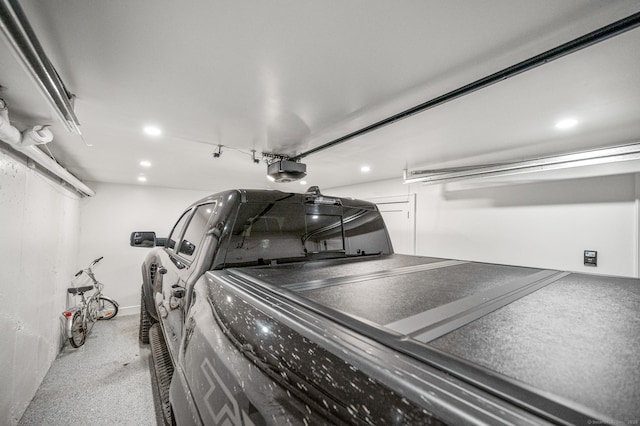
[89,256,104,268]
[75,257,104,277]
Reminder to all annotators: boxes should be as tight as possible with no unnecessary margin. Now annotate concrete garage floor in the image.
[18,314,162,426]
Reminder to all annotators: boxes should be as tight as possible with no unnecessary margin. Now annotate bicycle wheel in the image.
[69,311,86,348]
[97,296,118,320]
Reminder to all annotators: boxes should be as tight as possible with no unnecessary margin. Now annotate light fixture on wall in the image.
[0,1,81,134]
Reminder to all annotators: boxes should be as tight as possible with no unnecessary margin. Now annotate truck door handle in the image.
[159,267,167,275]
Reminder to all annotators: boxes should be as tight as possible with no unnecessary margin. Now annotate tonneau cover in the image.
[233,254,640,422]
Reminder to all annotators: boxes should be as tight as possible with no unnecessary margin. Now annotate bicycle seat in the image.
[68,285,94,295]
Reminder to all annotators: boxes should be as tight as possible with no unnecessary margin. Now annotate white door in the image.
[372,195,416,255]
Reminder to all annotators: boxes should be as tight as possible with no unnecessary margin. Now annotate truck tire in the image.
[139,287,154,343]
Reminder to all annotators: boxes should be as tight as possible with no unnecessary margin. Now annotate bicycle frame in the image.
[63,292,98,339]
[62,257,119,348]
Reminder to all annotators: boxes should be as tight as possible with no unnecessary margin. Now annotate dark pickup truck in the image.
[131,187,639,426]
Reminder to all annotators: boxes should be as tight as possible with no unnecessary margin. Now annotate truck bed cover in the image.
[231,254,640,422]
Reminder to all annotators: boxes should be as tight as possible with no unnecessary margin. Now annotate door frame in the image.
[367,194,416,255]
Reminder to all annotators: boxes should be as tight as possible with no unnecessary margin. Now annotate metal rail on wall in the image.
[404,143,640,184]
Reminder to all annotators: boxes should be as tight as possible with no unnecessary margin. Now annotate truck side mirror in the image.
[130,231,157,247]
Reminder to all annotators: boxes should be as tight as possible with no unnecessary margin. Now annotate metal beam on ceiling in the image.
[290,11,640,162]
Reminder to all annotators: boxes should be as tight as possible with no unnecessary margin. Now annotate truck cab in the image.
[132,188,640,426]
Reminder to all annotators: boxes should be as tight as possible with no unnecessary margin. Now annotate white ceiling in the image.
[1,1,640,193]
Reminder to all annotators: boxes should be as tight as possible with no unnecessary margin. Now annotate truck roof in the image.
[189,188,378,209]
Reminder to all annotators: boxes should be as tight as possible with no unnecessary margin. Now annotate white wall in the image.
[77,182,212,315]
[1,159,634,426]
[328,173,639,278]
[0,150,80,426]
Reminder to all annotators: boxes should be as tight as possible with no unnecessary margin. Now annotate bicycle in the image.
[62,257,119,348]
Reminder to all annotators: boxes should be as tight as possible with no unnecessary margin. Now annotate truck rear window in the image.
[223,202,390,266]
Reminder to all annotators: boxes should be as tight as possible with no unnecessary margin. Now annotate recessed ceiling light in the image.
[137,176,147,182]
[555,118,578,129]
[139,160,151,167]
[143,126,162,136]
[361,165,371,173]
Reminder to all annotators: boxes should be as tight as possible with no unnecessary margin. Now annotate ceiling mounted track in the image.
[291,11,640,162]
[0,0,81,134]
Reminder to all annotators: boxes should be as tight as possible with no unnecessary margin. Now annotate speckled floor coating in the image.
[18,314,162,426]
